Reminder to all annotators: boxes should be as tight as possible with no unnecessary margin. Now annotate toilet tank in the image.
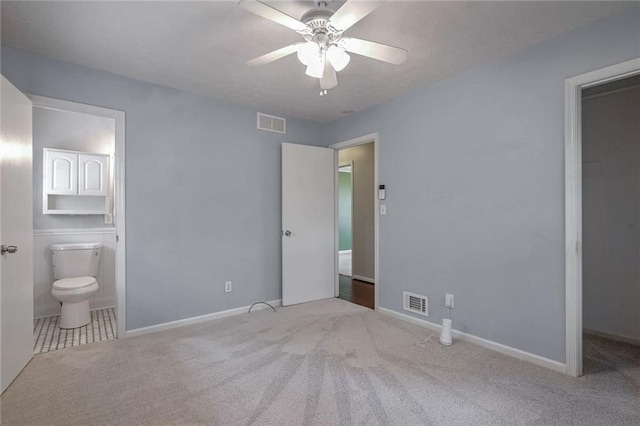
[50,243,102,279]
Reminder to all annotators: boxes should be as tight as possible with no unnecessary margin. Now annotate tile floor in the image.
[33,308,116,354]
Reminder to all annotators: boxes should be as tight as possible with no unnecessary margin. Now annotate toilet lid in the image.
[53,276,97,290]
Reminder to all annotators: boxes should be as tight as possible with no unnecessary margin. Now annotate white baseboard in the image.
[352,274,374,284]
[584,328,640,346]
[378,307,566,374]
[339,250,352,255]
[34,297,116,319]
[126,299,282,338]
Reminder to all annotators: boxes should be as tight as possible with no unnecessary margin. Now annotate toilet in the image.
[50,243,101,329]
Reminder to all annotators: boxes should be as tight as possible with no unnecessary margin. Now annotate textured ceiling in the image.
[1,1,634,122]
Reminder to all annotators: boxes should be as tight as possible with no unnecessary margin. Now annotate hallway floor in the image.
[339,275,374,309]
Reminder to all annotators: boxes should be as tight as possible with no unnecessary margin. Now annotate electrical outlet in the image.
[104,213,113,224]
[445,293,454,309]
[380,204,387,215]
[225,281,232,293]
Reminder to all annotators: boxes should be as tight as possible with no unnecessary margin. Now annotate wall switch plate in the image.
[225,281,232,293]
[445,293,454,308]
[104,213,113,224]
[380,204,387,215]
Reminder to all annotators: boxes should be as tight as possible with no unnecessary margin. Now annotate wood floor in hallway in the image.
[339,275,374,309]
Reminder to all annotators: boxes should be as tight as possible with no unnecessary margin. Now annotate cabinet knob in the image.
[1,245,18,255]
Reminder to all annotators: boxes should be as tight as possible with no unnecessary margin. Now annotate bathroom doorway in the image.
[333,136,377,310]
[28,95,125,353]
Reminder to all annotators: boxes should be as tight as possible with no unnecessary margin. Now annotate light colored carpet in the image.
[339,250,351,276]
[1,299,639,425]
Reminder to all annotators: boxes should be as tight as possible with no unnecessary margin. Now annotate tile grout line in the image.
[33,309,117,355]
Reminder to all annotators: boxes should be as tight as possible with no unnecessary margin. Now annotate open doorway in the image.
[581,75,640,375]
[335,141,375,309]
[28,95,126,353]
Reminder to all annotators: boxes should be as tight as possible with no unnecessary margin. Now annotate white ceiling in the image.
[1,1,634,122]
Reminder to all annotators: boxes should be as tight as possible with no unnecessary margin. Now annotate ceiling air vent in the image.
[403,291,428,317]
[257,112,286,134]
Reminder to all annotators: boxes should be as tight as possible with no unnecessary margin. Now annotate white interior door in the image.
[1,75,34,394]
[282,143,335,306]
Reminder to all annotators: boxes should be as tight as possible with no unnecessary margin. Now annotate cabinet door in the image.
[44,149,77,195]
[78,154,109,196]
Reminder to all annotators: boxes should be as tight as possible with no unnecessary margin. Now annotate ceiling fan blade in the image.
[328,0,384,32]
[341,37,407,65]
[239,0,307,32]
[320,62,337,90]
[247,44,300,66]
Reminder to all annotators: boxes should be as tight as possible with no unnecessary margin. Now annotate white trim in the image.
[583,328,640,346]
[330,133,379,310]
[126,299,282,338]
[352,274,374,284]
[564,58,640,378]
[378,307,566,374]
[34,297,116,319]
[338,250,352,255]
[33,228,115,236]
[28,94,127,339]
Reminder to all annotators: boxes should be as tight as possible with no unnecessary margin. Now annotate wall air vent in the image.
[257,112,286,134]
[403,291,428,317]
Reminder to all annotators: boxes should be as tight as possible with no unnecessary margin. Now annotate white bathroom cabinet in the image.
[43,148,110,215]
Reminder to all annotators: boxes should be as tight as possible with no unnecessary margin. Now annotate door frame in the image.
[27,94,127,339]
[564,58,640,377]
[330,133,379,309]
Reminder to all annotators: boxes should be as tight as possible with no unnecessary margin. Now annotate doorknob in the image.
[283,230,292,237]
[1,245,18,255]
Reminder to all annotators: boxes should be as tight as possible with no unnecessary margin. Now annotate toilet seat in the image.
[53,276,97,291]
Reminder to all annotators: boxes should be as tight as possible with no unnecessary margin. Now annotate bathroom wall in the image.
[31,107,117,318]
[582,83,640,343]
[339,143,375,281]
[324,8,640,363]
[33,106,115,230]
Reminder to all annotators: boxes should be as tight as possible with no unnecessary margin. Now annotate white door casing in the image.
[0,75,34,394]
[282,143,335,306]
[330,133,380,310]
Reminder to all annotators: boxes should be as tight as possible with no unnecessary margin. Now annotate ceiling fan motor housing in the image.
[300,8,343,47]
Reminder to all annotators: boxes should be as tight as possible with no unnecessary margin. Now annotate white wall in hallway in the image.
[33,229,116,318]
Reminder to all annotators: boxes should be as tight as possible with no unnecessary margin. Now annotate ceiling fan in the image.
[239,0,408,92]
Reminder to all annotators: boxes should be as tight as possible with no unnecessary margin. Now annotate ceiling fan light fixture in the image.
[297,42,319,66]
[305,55,325,79]
[326,45,350,72]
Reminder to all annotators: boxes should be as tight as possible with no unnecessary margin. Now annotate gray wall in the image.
[324,8,640,363]
[339,143,375,280]
[33,107,115,229]
[582,85,640,342]
[1,46,325,330]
